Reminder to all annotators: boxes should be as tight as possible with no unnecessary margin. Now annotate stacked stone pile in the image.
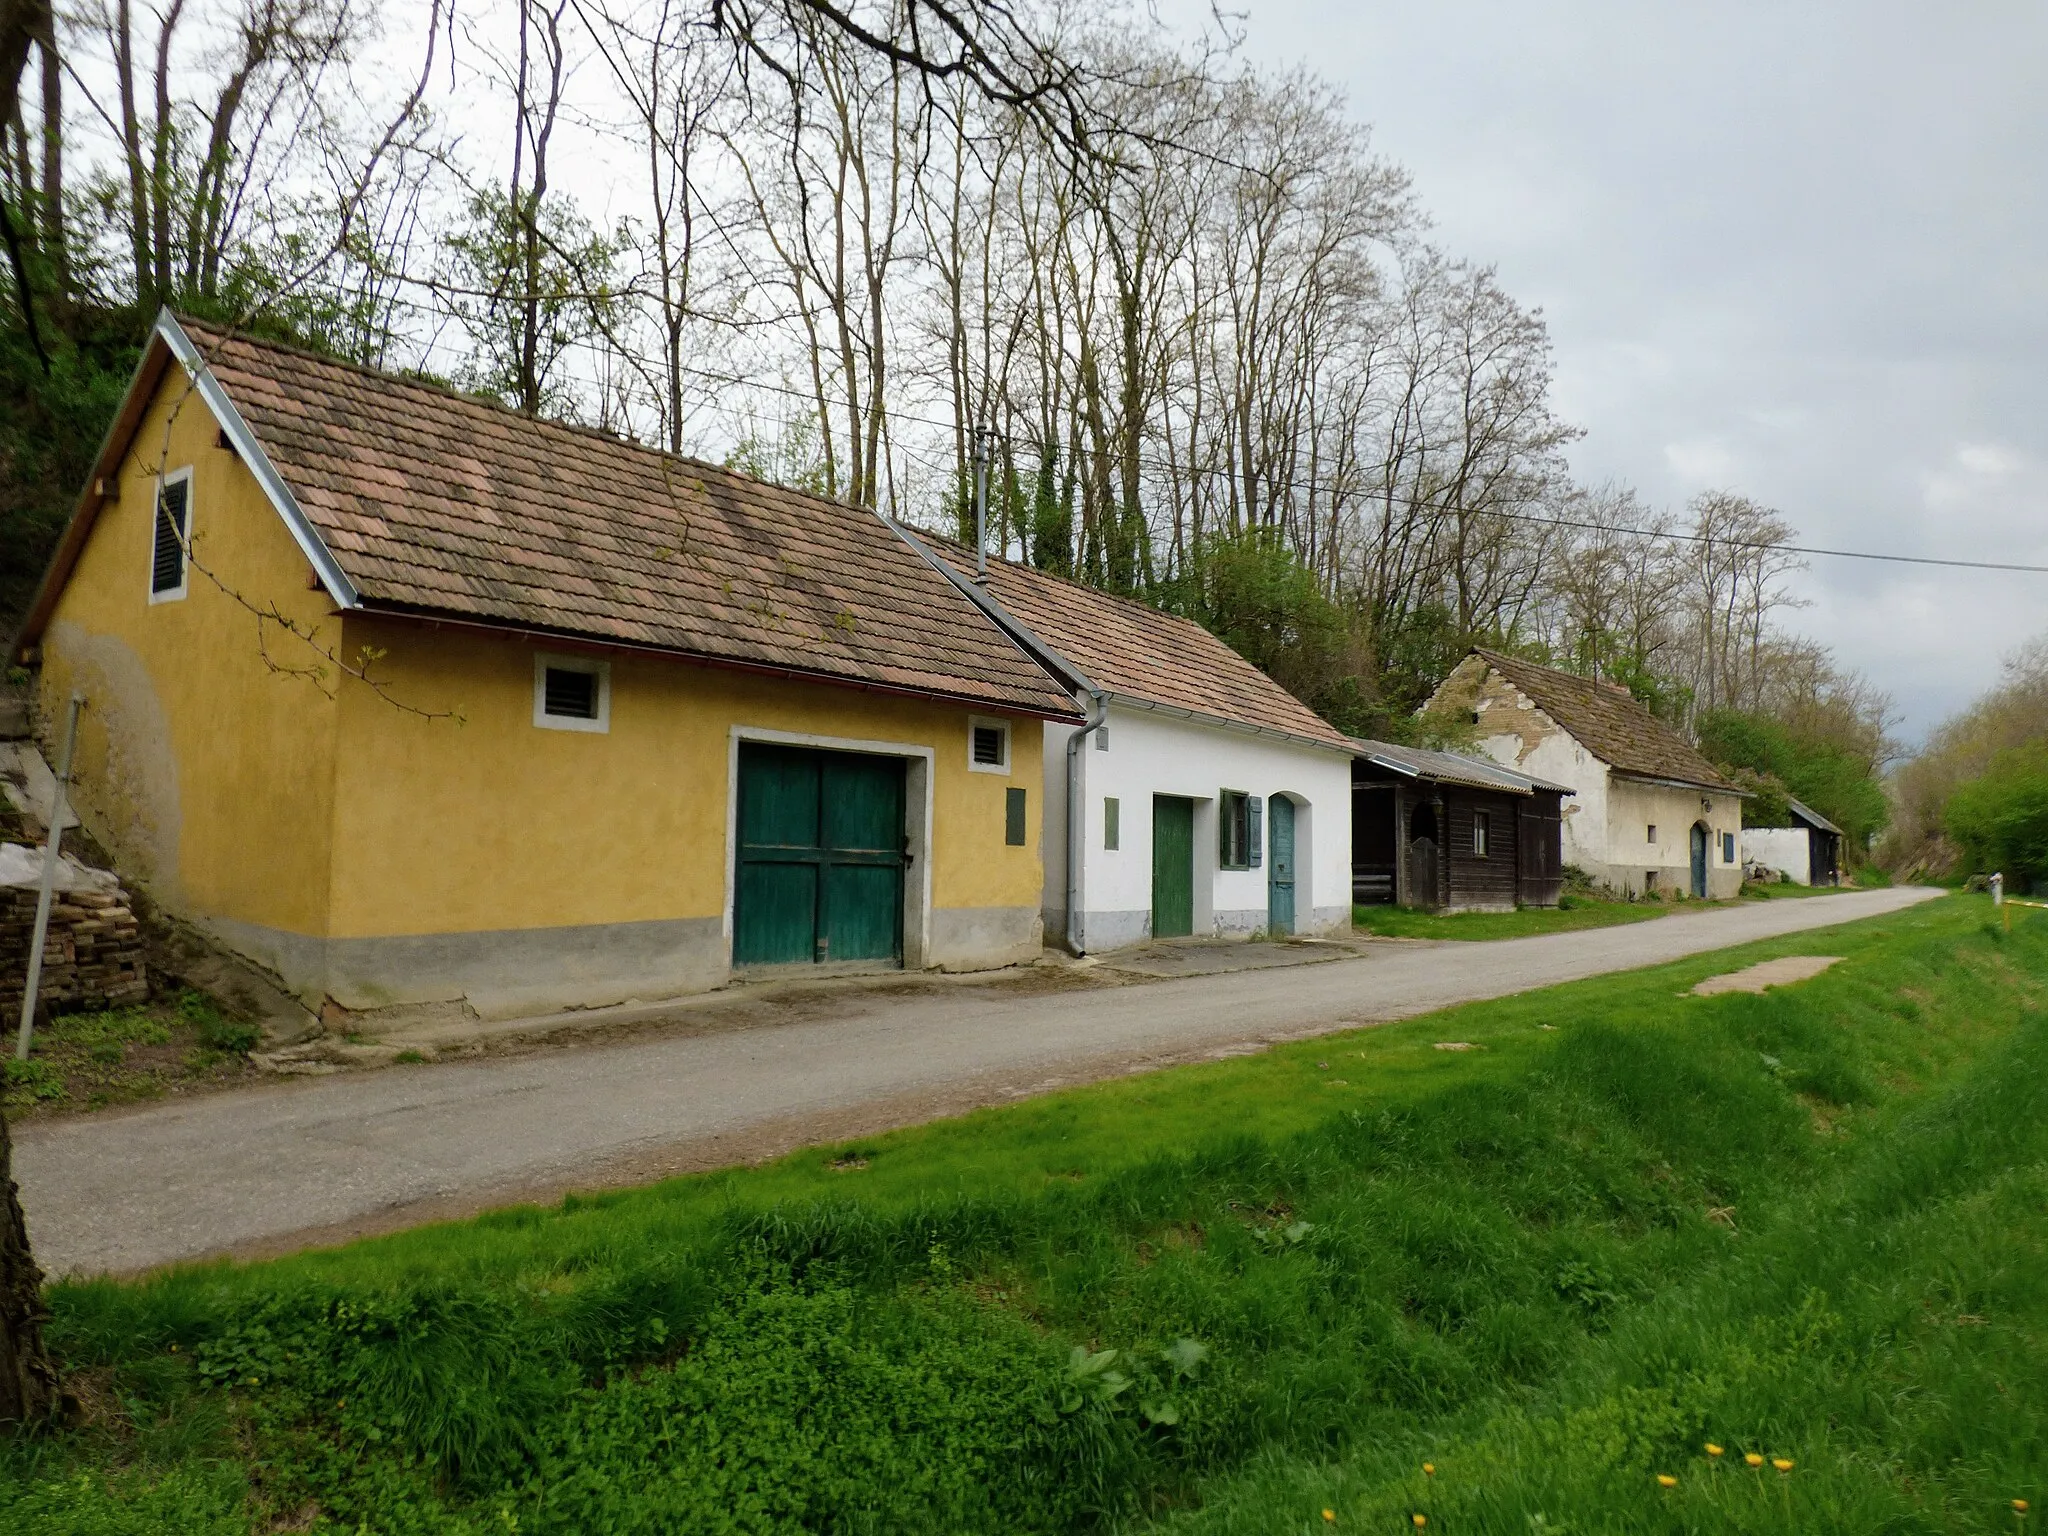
[0,845,148,1018]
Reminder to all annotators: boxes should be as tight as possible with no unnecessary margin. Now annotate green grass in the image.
[5,895,2045,1534]
[1351,895,1667,939]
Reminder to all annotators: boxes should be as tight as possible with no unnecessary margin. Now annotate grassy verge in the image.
[1353,880,1864,940]
[1,991,258,1117]
[5,895,2044,1534]
[1351,895,1665,939]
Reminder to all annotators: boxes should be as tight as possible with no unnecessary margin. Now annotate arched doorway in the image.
[1689,822,1709,899]
[1407,800,1441,909]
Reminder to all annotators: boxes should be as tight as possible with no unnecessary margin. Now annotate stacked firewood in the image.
[0,868,148,1018]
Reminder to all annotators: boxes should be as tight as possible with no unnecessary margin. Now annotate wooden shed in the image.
[1351,740,1573,912]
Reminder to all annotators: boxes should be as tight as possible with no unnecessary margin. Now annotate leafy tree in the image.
[1698,708,1889,853]
[1944,743,2048,891]
[1161,525,1372,736]
[443,189,624,419]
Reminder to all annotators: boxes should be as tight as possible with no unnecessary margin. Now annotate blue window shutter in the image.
[1247,796,1263,869]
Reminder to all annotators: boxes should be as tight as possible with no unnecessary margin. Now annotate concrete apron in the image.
[256,933,1403,1070]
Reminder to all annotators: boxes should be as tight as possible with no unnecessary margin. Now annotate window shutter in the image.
[152,478,188,594]
[1104,797,1120,851]
[1005,787,1027,846]
[973,724,1006,766]
[543,667,599,719]
[1247,796,1263,868]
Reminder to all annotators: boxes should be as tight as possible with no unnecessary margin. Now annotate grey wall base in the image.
[1054,902,1352,955]
[207,914,731,1018]
[1581,862,1744,903]
[208,905,1047,1019]
[927,905,1042,971]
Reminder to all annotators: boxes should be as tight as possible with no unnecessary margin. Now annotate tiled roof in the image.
[1351,738,1575,795]
[170,319,1081,719]
[1474,649,1739,792]
[915,537,1351,751]
[1785,796,1843,835]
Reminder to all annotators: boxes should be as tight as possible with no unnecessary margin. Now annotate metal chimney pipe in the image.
[971,428,990,582]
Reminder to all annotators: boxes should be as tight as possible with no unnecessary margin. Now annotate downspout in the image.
[1064,688,1109,956]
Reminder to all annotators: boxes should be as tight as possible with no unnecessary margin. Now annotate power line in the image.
[380,313,2048,578]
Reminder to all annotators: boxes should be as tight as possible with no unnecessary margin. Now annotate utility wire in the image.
[382,318,2048,578]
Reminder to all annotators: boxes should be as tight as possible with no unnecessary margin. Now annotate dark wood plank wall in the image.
[1445,788,1520,909]
[1352,760,1568,911]
[1516,792,1564,906]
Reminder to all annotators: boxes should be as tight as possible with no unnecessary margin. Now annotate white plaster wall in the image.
[1602,781,1744,898]
[1744,827,1811,884]
[1043,703,1352,951]
[1474,720,1608,872]
[1464,668,1741,899]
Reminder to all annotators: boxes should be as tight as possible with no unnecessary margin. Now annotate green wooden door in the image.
[1151,795,1195,938]
[735,743,905,966]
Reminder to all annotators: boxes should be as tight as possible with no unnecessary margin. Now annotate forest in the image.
[0,0,1905,847]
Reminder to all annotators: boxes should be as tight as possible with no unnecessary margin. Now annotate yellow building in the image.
[15,313,1080,1018]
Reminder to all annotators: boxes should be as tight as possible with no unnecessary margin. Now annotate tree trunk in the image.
[0,1099,59,1427]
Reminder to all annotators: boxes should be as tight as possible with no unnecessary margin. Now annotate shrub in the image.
[1944,742,2048,889]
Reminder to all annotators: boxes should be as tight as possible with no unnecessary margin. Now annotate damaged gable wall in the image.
[1431,655,1743,898]
[33,362,344,945]
[1435,654,1610,876]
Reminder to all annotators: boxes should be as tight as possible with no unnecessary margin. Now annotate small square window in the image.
[149,469,192,602]
[967,716,1010,773]
[1005,787,1027,846]
[533,653,610,733]
[1104,797,1120,851]
[1473,810,1490,859]
[1647,823,1658,844]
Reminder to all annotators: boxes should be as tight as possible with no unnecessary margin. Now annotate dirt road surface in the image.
[16,887,1940,1276]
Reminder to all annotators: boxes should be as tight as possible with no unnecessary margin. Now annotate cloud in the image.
[1177,0,2048,737]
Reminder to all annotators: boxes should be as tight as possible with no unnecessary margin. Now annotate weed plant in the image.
[2,897,2043,1533]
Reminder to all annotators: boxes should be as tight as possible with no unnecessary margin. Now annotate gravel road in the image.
[16,886,1940,1277]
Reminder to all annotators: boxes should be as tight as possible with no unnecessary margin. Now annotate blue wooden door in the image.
[1267,796,1296,934]
[1689,823,1708,899]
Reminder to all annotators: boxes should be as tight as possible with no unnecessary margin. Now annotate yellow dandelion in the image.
[1744,1453,1765,1468]
[1322,1512,1336,1524]
[1412,1517,1428,1530]
[1656,1474,1678,1488]
[1422,1463,1436,1477]
[1773,1459,1795,1473]
[2014,1500,2029,1515]
[1705,1443,1724,1457]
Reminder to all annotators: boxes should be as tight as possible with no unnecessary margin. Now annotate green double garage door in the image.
[734,742,907,968]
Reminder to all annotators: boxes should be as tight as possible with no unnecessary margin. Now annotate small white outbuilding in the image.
[900,535,1355,952]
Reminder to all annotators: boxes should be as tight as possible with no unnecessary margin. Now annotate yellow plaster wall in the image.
[37,370,341,935]
[327,615,1044,939]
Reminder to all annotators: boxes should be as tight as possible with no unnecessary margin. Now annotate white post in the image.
[1991,872,2004,907]
[15,693,83,1062]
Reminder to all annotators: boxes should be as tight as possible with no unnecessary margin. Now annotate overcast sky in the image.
[1170,0,2047,742]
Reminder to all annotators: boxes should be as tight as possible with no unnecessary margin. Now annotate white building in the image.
[900,535,1355,951]
[1429,650,1748,900]
[1745,799,1844,886]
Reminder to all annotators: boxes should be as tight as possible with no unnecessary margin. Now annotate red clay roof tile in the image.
[175,321,1080,719]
